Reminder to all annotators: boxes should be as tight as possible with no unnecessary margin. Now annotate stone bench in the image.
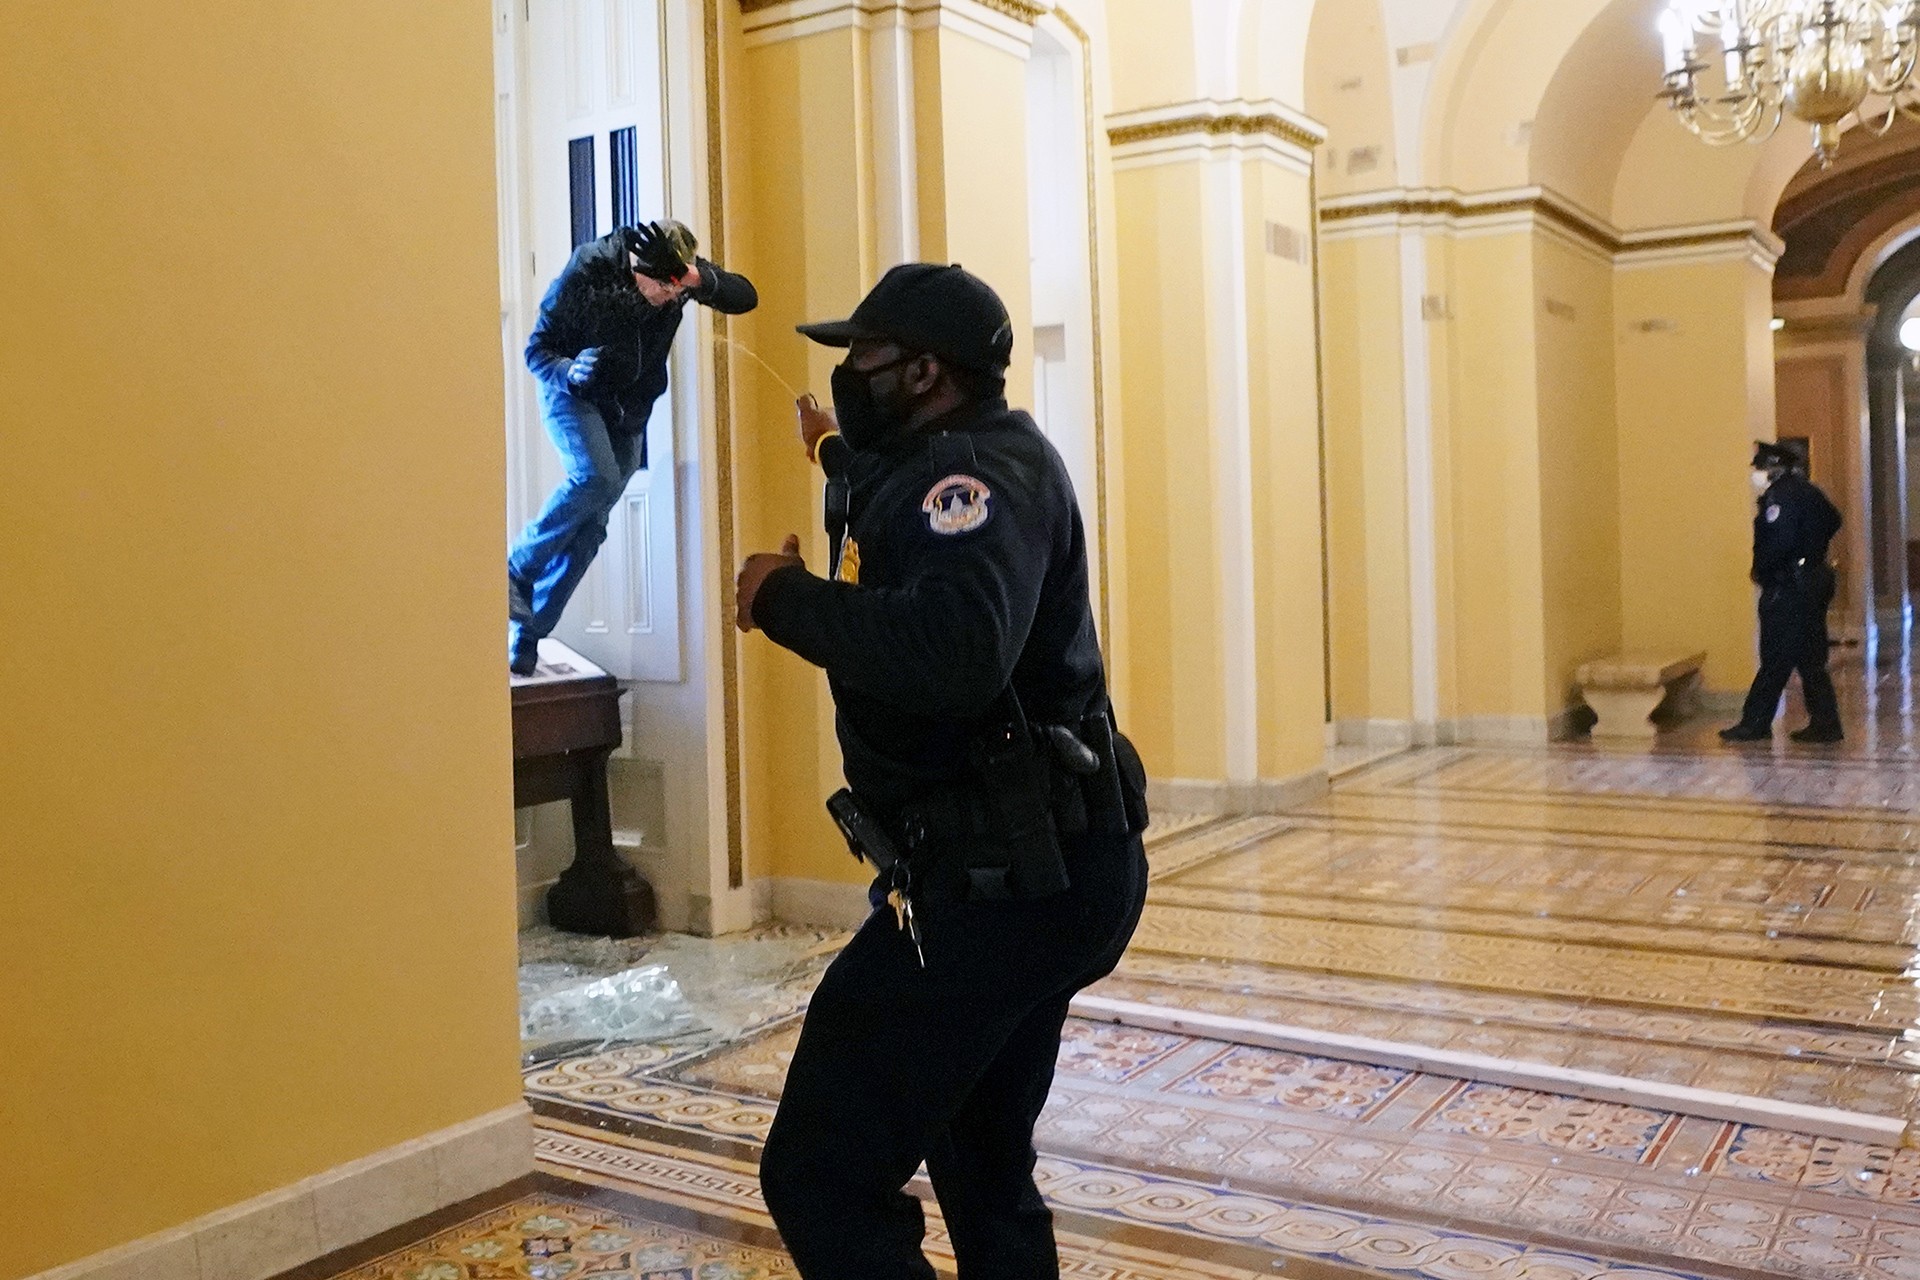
[1575,651,1706,739]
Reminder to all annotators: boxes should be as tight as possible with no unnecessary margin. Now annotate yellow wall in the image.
[1304,0,1398,200]
[1318,235,1414,725]
[1438,233,1551,717]
[914,26,1036,413]
[1246,161,1329,778]
[1112,163,1226,778]
[0,4,521,1272]
[1533,234,1624,709]
[1102,0,1203,112]
[734,25,872,888]
[1614,259,1775,691]
[1612,106,1765,229]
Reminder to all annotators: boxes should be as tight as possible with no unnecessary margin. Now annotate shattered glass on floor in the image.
[518,923,845,1065]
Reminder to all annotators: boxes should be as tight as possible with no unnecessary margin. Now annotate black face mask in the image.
[831,356,916,452]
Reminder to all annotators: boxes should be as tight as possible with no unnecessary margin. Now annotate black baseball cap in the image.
[798,263,1014,375]
[1752,441,1803,471]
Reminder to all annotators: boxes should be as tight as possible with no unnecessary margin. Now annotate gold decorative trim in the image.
[1051,5,1112,649]
[737,0,1042,19]
[1319,191,1766,266]
[1108,112,1324,157]
[975,0,1045,23]
[704,0,746,891]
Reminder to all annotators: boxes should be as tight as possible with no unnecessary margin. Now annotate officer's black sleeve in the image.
[753,472,1052,719]
[815,433,851,480]
[1752,494,1803,583]
[688,257,759,315]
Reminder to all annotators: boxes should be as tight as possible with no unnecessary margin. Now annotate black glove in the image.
[626,220,697,282]
[566,346,604,394]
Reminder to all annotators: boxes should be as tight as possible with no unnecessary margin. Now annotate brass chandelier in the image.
[1659,0,1920,164]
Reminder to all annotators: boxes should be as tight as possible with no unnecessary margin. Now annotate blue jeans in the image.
[508,384,645,652]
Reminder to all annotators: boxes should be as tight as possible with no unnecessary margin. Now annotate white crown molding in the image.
[741,0,1039,57]
[1320,185,1781,274]
[1106,98,1326,175]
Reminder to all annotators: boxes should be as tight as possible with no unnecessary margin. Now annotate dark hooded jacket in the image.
[525,229,758,442]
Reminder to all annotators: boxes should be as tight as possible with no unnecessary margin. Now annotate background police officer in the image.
[1722,442,1844,745]
[509,220,757,675]
[734,263,1150,1280]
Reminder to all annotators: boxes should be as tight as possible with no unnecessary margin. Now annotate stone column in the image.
[1108,100,1330,808]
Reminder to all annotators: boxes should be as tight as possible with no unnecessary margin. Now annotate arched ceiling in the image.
[1102,0,1880,237]
[1304,0,1399,198]
[1773,117,1920,299]
[1531,0,1663,217]
[1103,0,1347,114]
[1416,0,1867,230]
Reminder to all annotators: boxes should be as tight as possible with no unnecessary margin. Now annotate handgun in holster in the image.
[826,788,902,874]
[962,691,1071,902]
[1042,708,1151,838]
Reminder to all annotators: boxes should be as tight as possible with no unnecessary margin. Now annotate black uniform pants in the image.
[760,831,1149,1280]
[1738,570,1839,732]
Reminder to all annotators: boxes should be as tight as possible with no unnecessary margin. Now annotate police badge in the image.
[923,474,992,535]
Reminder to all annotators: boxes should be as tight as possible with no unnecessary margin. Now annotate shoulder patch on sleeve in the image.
[1766,504,1781,523]
[922,474,992,535]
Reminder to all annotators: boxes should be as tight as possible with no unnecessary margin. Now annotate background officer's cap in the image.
[798,263,1014,376]
[1752,441,1804,473]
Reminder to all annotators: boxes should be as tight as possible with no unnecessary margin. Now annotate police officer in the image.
[509,220,758,675]
[1721,442,1844,744]
[734,263,1150,1280]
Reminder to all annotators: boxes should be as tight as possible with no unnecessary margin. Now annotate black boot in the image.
[510,636,539,678]
[1719,723,1772,743]
[1789,724,1843,745]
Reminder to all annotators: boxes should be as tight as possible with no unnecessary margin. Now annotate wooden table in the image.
[510,642,656,937]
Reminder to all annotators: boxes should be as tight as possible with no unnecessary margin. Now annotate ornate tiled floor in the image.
[522,1013,1920,1279]
[290,651,1920,1279]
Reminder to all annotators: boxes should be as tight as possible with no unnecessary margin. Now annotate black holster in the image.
[897,702,1150,904]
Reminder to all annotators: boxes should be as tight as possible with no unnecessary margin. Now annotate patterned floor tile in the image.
[1169,1045,1412,1118]
[1128,902,1920,1028]
[512,668,1920,1280]
[312,1192,799,1280]
[1419,1085,1680,1165]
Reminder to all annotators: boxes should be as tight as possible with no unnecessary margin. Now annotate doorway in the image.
[1024,22,1104,615]
[500,0,683,685]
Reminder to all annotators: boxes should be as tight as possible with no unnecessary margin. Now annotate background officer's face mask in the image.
[1750,470,1772,495]
[831,355,916,451]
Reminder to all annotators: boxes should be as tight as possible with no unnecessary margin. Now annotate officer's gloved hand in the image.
[565,347,604,394]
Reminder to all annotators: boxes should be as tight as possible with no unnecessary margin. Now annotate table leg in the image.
[545,747,658,938]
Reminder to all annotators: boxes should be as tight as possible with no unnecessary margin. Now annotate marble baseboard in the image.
[1147,770,1330,816]
[763,875,873,930]
[28,1104,533,1280]
[1332,719,1417,749]
[1443,709,1585,746]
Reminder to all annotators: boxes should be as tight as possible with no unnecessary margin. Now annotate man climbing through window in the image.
[509,219,758,675]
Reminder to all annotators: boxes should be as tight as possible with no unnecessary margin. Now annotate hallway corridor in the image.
[267,653,1920,1280]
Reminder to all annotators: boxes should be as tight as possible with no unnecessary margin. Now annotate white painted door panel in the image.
[517,0,680,682]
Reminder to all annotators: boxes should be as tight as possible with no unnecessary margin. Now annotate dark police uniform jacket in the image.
[1752,472,1841,589]
[753,398,1107,821]
[524,229,758,449]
